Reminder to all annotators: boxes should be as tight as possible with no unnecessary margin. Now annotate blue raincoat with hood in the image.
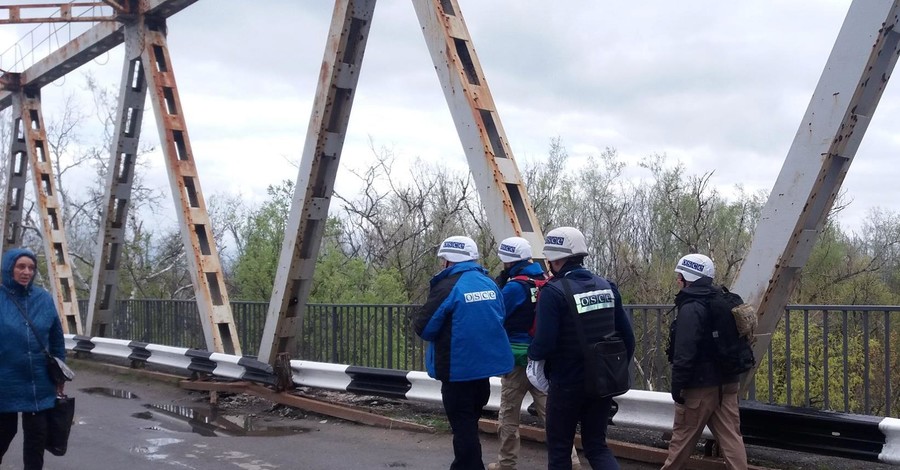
[0,248,65,413]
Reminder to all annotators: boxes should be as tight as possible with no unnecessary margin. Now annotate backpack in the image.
[509,275,548,338]
[510,275,548,304]
[705,286,757,377]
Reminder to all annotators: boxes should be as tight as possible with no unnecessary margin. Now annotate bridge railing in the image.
[76,300,900,417]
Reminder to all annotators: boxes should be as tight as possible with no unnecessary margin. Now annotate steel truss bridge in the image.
[0,1,898,399]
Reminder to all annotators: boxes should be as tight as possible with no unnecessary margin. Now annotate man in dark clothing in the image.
[414,235,514,470]
[489,237,580,470]
[662,253,748,470]
[528,227,635,470]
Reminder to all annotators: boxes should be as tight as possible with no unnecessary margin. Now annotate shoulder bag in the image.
[560,278,630,398]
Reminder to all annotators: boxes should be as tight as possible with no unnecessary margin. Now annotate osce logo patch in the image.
[681,259,706,272]
[444,241,467,249]
[545,236,565,246]
[499,243,516,254]
[464,290,497,303]
[573,289,615,314]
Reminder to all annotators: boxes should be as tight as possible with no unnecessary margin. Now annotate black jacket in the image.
[529,264,635,387]
[669,277,739,391]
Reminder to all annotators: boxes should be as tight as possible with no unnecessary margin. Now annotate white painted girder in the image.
[732,0,900,390]
[258,0,379,364]
[411,0,545,256]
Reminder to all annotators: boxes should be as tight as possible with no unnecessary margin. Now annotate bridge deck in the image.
[1,363,890,470]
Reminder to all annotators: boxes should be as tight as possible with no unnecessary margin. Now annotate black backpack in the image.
[705,286,756,377]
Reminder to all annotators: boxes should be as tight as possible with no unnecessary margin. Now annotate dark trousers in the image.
[0,410,49,470]
[441,378,491,470]
[546,384,618,470]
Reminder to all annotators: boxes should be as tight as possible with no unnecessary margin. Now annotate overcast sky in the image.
[2,0,898,233]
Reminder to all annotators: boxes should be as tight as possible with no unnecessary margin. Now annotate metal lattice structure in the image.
[0,0,896,369]
[257,0,545,363]
[0,0,241,354]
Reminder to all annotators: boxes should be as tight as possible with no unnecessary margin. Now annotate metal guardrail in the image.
[66,336,900,465]
[286,361,900,466]
[67,334,274,385]
[76,300,900,417]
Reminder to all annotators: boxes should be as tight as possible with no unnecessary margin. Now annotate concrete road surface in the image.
[0,364,658,470]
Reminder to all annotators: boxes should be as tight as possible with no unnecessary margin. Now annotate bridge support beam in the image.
[733,0,900,391]
[139,18,242,355]
[2,87,83,334]
[86,22,150,338]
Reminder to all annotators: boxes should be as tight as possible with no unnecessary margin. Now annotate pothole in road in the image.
[80,387,140,399]
[137,403,310,437]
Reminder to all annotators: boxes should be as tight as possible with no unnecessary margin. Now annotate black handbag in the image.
[561,279,630,398]
[45,395,75,456]
[3,288,75,385]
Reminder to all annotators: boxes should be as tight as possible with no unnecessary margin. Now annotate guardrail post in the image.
[331,305,339,363]
[274,352,293,392]
[386,306,393,370]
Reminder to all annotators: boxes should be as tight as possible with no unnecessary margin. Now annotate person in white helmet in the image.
[488,237,581,470]
[414,235,514,470]
[528,227,635,470]
[662,254,748,470]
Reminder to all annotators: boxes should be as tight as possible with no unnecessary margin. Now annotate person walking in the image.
[0,248,66,470]
[414,236,514,470]
[528,227,635,470]
[488,237,580,470]
[662,253,748,469]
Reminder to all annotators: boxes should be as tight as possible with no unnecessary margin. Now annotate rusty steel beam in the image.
[178,380,436,432]
[86,23,148,337]
[140,18,241,355]
[258,0,378,364]
[2,85,30,252]
[101,0,130,13]
[0,0,198,110]
[411,0,544,255]
[733,0,900,391]
[0,3,116,25]
[11,88,83,335]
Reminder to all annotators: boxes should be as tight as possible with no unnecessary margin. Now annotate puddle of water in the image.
[143,403,309,437]
[130,437,182,461]
[80,387,140,399]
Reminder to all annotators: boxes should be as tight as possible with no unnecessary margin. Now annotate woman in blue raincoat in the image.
[0,248,66,470]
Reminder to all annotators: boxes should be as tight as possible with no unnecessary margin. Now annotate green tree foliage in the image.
[232,181,294,300]
[754,309,897,415]
[231,180,408,304]
[309,218,408,304]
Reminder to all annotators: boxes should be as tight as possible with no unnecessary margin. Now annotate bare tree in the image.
[334,145,489,301]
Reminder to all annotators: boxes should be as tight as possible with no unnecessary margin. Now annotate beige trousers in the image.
[661,383,748,470]
[495,365,579,469]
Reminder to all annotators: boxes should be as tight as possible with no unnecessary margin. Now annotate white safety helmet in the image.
[674,253,715,282]
[437,235,479,263]
[497,237,532,263]
[542,227,589,262]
